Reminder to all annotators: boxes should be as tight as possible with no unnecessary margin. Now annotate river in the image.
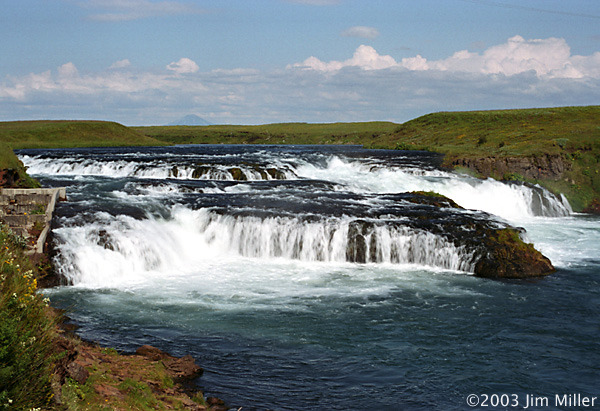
[18,145,600,410]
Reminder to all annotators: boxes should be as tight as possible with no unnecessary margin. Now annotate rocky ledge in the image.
[343,191,555,279]
[411,192,555,279]
[52,328,230,410]
[449,153,570,181]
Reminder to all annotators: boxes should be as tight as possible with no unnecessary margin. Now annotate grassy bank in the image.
[0,143,40,188]
[0,224,57,409]
[0,121,165,149]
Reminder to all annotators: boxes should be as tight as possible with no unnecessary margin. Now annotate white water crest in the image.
[294,156,572,221]
[21,152,571,221]
[54,206,476,289]
[19,154,296,181]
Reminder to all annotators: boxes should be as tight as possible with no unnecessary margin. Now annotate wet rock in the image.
[266,167,287,179]
[228,167,247,181]
[346,221,368,263]
[66,360,90,385]
[192,165,212,179]
[162,354,203,381]
[136,344,203,380]
[136,344,167,360]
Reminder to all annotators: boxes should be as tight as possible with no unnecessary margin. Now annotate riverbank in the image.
[0,185,231,410]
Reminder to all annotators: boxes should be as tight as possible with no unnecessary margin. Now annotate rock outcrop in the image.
[450,154,570,181]
[343,192,555,279]
[474,228,555,279]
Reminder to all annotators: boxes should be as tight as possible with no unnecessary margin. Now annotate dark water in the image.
[19,145,600,410]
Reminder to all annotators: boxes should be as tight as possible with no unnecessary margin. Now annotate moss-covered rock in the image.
[473,228,555,279]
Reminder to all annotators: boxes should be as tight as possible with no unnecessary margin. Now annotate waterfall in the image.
[53,207,477,287]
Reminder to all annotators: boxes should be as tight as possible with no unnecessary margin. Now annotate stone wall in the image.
[0,188,66,254]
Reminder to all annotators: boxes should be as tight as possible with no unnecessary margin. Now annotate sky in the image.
[1,0,599,125]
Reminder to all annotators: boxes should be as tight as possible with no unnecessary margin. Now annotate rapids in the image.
[18,145,599,410]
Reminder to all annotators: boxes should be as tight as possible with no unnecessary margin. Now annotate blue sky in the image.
[1,0,599,125]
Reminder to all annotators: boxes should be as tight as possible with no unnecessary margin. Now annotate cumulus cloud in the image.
[82,0,205,22]
[291,45,397,71]
[292,35,600,79]
[341,26,379,39]
[1,36,599,125]
[166,58,199,74]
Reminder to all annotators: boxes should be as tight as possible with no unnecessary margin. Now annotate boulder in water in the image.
[473,228,555,279]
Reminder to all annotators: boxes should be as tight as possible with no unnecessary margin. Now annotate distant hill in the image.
[0,120,167,149]
[168,115,212,126]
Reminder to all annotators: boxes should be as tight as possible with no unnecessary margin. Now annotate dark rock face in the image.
[451,154,570,181]
[0,169,19,187]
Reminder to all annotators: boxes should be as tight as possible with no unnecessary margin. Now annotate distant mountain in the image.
[168,114,212,126]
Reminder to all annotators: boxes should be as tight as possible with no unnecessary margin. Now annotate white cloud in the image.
[291,45,397,71]
[166,58,199,74]
[341,26,379,39]
[292,35,600,79]
[1,36,599,125]
[109,59,131,69]
[82,0,205,22]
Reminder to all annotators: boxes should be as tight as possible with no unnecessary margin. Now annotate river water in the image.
[18,145,600,410]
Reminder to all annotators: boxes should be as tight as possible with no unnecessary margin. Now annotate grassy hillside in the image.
[390,106,600,157]
[0,120,166,149]
[389,106,600,211]
[133,121,398,146]
[0,143,40,188]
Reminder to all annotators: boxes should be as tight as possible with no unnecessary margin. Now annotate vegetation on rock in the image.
[0,143,40,188]
[473,228,555,279]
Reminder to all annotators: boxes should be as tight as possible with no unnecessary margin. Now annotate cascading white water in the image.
[294,156,572,220]
[53,206,476,287]
[20,154,296,181]
[20,152,571,220]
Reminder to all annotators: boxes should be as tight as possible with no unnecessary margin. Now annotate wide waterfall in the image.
[18,145,599,411]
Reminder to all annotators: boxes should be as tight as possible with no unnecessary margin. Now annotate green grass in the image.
[0,224,58,410]
[0,142,40,188]
[133,121,398,146]
[390,106,600,158]
[0,120,166,149]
